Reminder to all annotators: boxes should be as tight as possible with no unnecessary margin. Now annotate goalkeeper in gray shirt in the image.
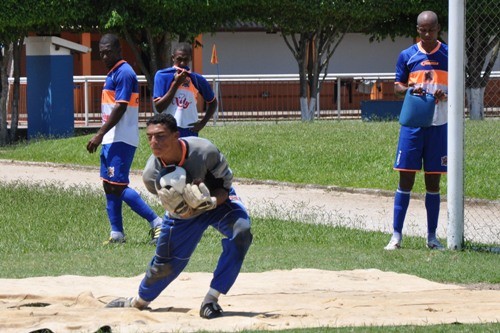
[106,113,253,319]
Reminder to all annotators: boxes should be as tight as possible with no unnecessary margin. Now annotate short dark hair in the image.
[99,33,121,50]
[173,42,192,56]
[146,113,178,133]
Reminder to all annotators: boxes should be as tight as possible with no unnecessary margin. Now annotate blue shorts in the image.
[100,142,136,185]
[393,124,447,173]
[179,127,198,137]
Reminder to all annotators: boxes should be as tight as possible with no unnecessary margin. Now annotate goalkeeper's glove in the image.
[157,187,191,216]
[182,183,217,212]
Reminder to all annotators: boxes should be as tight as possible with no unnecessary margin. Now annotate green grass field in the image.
[0,119,498,332]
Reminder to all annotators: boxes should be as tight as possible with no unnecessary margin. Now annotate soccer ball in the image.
[155,165,191,194]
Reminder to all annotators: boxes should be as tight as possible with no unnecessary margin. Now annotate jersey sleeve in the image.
[114,67,135,103]
[395,51,409,85]
[153,71,175,101]
[204,147,233,191]
[191,73,216,103]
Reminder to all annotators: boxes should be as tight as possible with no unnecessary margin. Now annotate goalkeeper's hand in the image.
[182,183,217,212]
[157,187,191,216]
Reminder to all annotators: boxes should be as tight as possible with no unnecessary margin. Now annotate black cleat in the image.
[149,226,161,245]
[199,302,223,319]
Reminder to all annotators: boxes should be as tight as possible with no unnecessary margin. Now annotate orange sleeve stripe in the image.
[129,92,139,107]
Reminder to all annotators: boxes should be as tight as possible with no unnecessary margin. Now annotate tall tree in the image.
[254,1,352,121]
[0,43,13,146]
[254,0,448,121]
[0,0,29,146]
[0,0,94,145]
[95,0,250,96]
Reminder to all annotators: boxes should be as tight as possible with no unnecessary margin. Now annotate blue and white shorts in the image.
[393,124,447,173]
[100,142,136,184]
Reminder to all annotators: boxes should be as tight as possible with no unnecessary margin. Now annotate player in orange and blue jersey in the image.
[87,34,162,245]
[384,11,448,251]
[153,42,217,138]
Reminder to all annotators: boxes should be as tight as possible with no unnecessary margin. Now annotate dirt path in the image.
[2,159,499,244]
[1,159,440,238]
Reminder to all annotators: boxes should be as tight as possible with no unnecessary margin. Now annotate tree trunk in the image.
[300,97,310,120]
[307,96,317,121]
[466,87,485,120]
[124,30,174,114]
[123,29,153,92]
[283,28,345,122]
[296,35,309,121]
[0,45,11,146]
[9,38,22,142]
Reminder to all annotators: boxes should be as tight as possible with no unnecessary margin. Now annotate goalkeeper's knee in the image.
[144,262,174,286]
[232,218,253,257]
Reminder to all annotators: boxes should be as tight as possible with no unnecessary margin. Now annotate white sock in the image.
[131,295,150,309]
[392,232,402,241]
[110,231,125,240]
[202,288,221,305]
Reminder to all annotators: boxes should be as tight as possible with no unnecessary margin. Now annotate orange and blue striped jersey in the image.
[153,66,215,128]
[395,41,448,126]
[101,60,140,147]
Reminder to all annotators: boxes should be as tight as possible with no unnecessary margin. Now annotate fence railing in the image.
[8,72,500,127]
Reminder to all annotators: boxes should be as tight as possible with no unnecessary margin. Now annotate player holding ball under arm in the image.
[106,113,253,319]
[384,10,448,251]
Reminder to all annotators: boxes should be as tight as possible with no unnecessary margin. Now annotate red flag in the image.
[210,44,218,65]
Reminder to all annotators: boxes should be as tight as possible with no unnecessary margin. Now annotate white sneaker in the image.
[105,296,149,310]
[427,238,445,250]
[384,237,401,250]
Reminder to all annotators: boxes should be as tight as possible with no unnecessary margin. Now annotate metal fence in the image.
[8,72,500,127]
[463,0,500,250]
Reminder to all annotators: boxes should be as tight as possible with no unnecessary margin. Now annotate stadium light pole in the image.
[447,0,465,250]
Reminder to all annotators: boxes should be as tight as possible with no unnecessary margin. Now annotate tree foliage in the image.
[0,0,94,145]
[0,0,496,139]
[256,1,354,120]
[251,0,448,121]
[359,0,448,41]
[94,0,253,93]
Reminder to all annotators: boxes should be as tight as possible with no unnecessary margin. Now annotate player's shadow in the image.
[151,306,189,313]
[152,306,275,318]
[220,311,278,318]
